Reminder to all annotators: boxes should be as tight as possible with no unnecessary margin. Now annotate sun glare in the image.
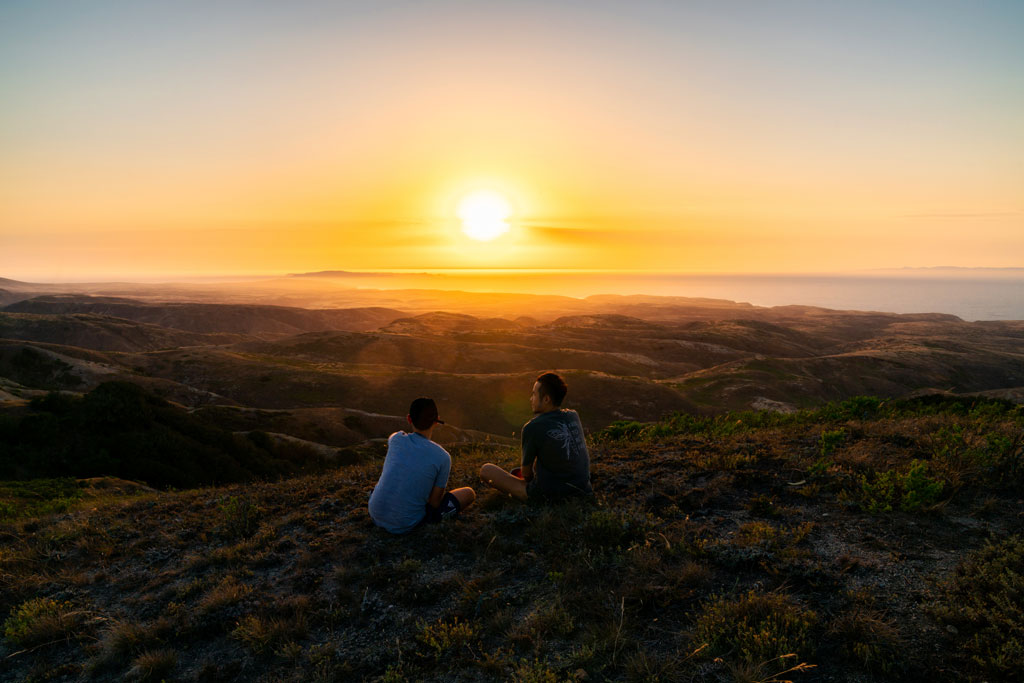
[457,190,511,241]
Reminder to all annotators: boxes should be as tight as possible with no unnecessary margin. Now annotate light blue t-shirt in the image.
[368,431,451,534]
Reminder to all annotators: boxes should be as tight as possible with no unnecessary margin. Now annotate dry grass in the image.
[128,648,177,681]
[2,396,1022,681]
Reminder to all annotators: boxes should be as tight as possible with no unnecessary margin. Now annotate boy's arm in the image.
[521,422,539,481]
[428,451,452,509]
[426,485,445,509]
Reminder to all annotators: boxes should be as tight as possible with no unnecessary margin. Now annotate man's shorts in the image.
[421,492,461,525]
[526,478,593,501]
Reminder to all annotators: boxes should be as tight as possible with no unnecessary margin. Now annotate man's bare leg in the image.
[450,486,476,510]
[479,463,528,501]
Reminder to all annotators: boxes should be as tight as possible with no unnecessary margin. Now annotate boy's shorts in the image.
[421,492,461,525]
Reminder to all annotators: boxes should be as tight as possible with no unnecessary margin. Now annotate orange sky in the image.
[1,1,1022,281]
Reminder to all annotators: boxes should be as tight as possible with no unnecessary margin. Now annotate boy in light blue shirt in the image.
[368,397,476,534]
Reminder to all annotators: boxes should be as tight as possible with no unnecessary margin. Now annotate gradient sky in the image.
[2,0,1022,280]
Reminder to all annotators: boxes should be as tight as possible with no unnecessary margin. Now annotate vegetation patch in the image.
[3,597,86,648]
[931,534,1024,678]
[694,590,817,667]
[828,606,902,674]
[859,460,944,513]
[0,477,81,519]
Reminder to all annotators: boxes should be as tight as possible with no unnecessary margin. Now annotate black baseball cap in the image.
[409,397,444,430]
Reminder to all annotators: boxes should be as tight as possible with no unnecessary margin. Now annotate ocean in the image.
[614,274,1024,322]
[357,270,1024,322]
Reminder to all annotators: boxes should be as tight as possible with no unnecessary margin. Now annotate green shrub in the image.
[931,534,1024,677]
[416,618,476,658]
[3,597,83,647]
[602,420,648,440]
[694,590,816,665]
[930,424,1022,488]
[860,460,943,513]
[819,429,845,457]
[219,494,262,538]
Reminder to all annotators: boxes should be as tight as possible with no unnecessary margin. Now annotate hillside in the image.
[4,297,407,339]
[3,295,1024,454]
[0,382,332,487]
[2,396,1022,682]
[0,312,247,352]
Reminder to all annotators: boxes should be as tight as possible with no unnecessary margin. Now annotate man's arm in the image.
[521,421,539,479]
[426,485,445,509]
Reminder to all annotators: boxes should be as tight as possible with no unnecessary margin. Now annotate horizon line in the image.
[3,265,1024,285]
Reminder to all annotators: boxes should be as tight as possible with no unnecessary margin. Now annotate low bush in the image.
[694,590,816,666]
[218,494,262,539]
[416,618,477,659]
[860,460,943,513]
[828,607,902,674]
[931,534,1024,677]
[819,429,845,457]
[3,597,84,648]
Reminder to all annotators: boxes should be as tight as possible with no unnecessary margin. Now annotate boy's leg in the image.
[426,490,467,524]
[449,486,476,510]
[479,463,528,501]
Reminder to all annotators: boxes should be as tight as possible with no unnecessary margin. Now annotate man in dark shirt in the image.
[479,372,592,501]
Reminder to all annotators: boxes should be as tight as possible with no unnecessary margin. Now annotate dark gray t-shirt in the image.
[521,409,592,498]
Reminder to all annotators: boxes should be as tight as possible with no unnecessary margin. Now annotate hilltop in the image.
[2,396,1022,682]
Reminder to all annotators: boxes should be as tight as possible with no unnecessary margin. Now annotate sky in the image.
[1,0,1022,281]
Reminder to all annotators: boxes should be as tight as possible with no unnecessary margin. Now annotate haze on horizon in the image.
[1,0,1022,282]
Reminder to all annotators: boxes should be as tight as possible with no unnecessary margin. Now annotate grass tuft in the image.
[3,596,85,648]
[129,648,177,681]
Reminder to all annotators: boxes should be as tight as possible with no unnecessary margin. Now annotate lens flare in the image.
[457,190,511,241]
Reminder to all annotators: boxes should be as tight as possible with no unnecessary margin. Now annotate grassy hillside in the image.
[4,297,408,339]
[2,396,1021,682]
[0,382,330,487]
[0,312,247,352]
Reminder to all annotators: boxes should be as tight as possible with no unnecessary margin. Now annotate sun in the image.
[457,190,511,241]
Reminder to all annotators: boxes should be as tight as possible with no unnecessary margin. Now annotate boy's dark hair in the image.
[409,397,443,431]
[536,372,568,406]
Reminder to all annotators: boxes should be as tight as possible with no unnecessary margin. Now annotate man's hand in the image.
[521,464,534,482]
[427,485,445,509]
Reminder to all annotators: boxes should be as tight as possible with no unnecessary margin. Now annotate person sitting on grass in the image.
[479,372,593,501]
[368,397,475,534]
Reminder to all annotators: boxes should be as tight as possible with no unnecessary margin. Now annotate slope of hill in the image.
[380,311,526,334]
[1,292,1022,455]
[0,312,247,351]
[0,382,331,487]
[1,396,1021,681]
[4,297,407,338]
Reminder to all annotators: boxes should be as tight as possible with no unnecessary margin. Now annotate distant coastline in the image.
[3,269,1023,321]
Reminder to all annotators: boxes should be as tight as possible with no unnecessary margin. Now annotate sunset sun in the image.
[457,190,511,241]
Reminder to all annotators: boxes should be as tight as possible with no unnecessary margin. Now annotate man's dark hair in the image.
[409,397,443,431]
[536,372,568,406]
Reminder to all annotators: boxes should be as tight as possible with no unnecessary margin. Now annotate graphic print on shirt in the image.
[547,418,585,462]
